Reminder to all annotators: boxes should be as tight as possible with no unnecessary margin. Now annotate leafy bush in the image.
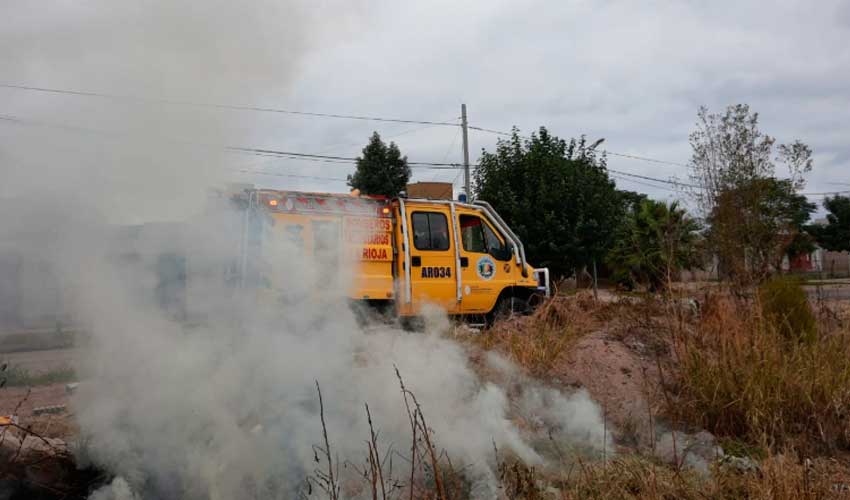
[758,276,817,344]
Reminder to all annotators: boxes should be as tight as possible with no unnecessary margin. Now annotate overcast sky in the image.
[1,0,848,213]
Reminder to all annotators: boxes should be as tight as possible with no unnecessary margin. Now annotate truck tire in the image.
[400,316,425,332]
[487,295,531,326]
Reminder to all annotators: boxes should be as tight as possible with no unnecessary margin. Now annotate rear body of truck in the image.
[239,189,549,318]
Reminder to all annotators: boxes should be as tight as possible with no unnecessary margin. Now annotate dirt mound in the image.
[550,329,661,448]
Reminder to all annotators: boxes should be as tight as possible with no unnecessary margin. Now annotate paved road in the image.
[804,283,850,301]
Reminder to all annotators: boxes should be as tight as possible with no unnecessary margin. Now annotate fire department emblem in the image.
[476,256,496,280]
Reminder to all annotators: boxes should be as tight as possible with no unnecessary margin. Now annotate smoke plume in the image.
[0,2,611,498]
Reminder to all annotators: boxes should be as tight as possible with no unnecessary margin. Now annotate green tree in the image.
[606,199,701,291]
[473,128,622,278]
[707,177,815,280]
[688,104,815,283]
[807,195,850,252]
[347,132,411,197]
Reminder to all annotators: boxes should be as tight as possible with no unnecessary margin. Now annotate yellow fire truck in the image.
[236,189,550,321]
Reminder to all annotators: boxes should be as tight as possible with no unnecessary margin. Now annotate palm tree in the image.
[606,200,701,291]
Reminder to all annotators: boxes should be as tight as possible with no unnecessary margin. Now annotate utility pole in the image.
[461,103,471,200]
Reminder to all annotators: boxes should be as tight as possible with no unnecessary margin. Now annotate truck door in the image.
[405,207,460,314]
[456,210,514,314]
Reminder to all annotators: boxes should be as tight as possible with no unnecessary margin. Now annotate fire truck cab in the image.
[238,189,550,320]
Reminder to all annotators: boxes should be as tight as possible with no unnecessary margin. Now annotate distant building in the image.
[808,217,850,277]
[405,182,454,200]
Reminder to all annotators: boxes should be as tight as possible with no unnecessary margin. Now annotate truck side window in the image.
[483,223,511,261]
[459,215,487,253]
[460,214,511,261]
[411,212,450,251]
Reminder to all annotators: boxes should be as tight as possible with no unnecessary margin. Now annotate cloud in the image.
[1,0,847,205]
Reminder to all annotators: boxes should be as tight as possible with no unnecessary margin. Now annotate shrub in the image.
[671,296,850,452]
[758,276,817,344]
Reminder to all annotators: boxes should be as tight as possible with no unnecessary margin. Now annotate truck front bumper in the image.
[532,268,551,298]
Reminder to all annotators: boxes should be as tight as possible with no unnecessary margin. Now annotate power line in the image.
[609,174,681,192]
[433,125,462,182]
[0,82,459,127]
[234,169,348,182]
[605,150,690,168]
[467,125,691,168]
[2,104,844,196]
[0,112,462,169]
[607,167,848,196]
[227,146,460,167]
[607,169,698,189]
[235,151,355,165]
[465,124,850,193]
[467,125,513,136]
[231,119,460,175]
[314,121,453,154]
[3,82,699,171]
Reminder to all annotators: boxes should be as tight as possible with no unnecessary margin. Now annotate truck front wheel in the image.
[487,295,531,326]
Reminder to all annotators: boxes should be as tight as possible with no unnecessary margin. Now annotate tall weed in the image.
[671,294,850,452]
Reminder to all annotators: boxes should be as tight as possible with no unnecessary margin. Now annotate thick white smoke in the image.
[61,211,610,498]
[0,2,611,498]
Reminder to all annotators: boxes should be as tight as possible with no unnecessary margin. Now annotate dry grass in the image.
[464,284,850,498]
[668,293,850,454]
[446,284,850,498]
[464,293,606,377]
[489,452,850,500]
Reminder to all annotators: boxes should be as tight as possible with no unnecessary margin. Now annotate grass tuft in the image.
[0,362,77,387]
[468,293,604,377]
[669,294,850,453]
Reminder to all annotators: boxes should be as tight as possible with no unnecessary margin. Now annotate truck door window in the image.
[459,215,487,253]
[483,223,510,261]
[411,212,450,251]
[460,214,510,261]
